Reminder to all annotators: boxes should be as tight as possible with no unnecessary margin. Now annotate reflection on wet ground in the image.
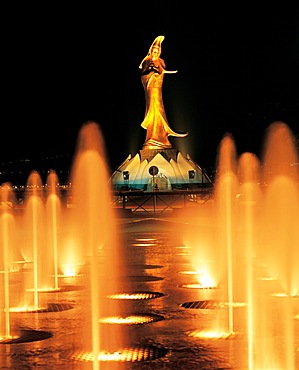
[1,216,298,369]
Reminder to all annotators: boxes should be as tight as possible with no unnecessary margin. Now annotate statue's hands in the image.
[148,63,160,73]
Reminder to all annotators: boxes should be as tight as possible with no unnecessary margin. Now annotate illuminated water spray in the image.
[214,133,239,335]
[45,170,61,291]
[182,121,298,369]
[69,121,128,369]
[0,184,17,340]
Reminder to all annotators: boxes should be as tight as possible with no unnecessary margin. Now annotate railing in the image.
[112,188,214,214]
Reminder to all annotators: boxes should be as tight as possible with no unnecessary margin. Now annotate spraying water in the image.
[0,184,17,339]
[69,121,128,369]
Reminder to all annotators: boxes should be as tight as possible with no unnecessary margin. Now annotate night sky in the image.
[2,2,299,183]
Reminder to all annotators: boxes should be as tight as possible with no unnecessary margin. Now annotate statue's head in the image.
[139,36,165,69]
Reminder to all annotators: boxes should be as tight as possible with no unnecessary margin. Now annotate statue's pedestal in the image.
[139,148,178,162]
[110,148,213,191]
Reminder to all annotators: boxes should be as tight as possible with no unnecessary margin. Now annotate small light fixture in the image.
[188,170,195,180]
[123,171,130,181]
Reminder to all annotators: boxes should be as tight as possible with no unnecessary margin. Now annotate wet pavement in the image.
[0,212,298,369]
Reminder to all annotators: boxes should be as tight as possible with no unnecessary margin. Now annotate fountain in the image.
[0,120,178,368]
[67,121,129,368]
[0,184,17,340]
[45,169,62,291]
[179,121,299,369]
[252,122,299,369]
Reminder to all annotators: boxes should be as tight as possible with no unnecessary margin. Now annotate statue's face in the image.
[151,46,160,60]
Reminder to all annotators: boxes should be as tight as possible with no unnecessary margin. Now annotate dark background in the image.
[2,2,298,184]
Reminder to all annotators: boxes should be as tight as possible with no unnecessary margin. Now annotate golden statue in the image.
[139,36,188,150]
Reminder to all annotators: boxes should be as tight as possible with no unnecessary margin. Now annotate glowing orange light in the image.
[107,292,160,300]
[99,314,156,325]
[9,306,47,313]
[188,329,236,339]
